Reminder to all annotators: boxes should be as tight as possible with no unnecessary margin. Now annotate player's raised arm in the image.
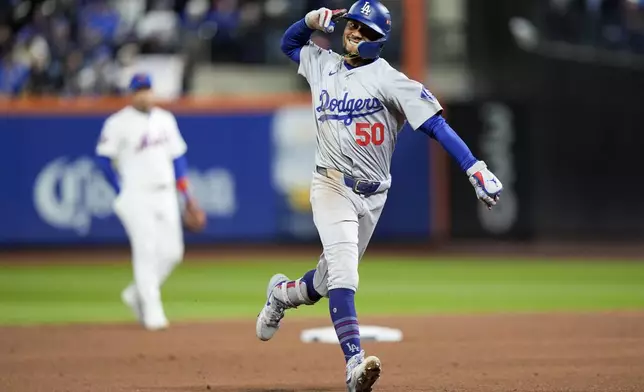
[280,18,314,64]
[280,8,347,64]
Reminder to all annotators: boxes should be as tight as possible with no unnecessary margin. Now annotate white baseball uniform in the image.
[96,105,187,327]
[297,41,443,295]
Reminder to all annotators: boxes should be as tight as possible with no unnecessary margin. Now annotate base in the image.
[300,325,403,344]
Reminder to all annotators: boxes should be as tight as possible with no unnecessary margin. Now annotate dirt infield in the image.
[1,312,643,392]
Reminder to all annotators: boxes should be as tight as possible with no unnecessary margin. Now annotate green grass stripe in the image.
[0,258,642,325]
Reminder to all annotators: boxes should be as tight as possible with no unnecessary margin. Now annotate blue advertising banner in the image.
[375,126,431,240]
[0,113,275,244]
[0,108,431,245]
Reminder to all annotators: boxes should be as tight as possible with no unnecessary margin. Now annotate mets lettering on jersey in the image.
[316,90,384,125]
[135,133,170,152]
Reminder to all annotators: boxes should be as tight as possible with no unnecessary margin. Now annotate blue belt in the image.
[316,166,381,195]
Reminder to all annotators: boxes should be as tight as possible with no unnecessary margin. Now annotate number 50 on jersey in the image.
[355,122,385,146]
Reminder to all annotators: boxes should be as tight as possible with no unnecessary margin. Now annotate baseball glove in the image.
[183,198,206,232]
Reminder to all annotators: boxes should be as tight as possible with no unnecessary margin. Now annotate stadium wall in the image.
[0,97,433,247]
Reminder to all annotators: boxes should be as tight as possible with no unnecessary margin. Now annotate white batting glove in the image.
[466,161,503,210]
[305,8,347,33]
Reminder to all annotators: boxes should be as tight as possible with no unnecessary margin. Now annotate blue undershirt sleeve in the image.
[173,154,188,180]
[280,18,315,64]
[95,155,120,194]
[418,114,478,172]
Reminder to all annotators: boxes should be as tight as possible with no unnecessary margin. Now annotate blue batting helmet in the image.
[343,0,391,59]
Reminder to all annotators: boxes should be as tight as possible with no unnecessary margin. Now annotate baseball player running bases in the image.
[95,74,205,331]
[256,1,503,390]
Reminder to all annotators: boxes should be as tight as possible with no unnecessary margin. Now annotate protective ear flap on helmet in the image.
[356,40,385,59]
[343,0,391,59]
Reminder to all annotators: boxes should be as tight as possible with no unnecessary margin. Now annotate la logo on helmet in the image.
[360,2,371,15]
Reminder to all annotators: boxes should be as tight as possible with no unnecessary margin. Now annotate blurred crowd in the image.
[0,0,402,97]
[543,0,644,52]
[4,0,643,98]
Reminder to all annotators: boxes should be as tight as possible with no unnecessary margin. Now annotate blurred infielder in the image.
[95,73,205,331]
[256,1,503,390]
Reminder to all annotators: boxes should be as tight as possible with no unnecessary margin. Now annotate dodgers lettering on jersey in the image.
[316,90,384,125]
[96,106,187,190]
[297,41,443,182]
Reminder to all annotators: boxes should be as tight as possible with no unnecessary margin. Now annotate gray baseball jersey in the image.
[298,41,443,182]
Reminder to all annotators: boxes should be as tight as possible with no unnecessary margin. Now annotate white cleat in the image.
[142,316,169,331]
[141,300,169,331]
[255,273,289,341]
[346,350,382,392]
[121,284,144,324]
[122,284,168,331]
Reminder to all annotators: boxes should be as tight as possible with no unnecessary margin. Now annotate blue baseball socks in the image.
[329,288,361,362]
[300,269,323,302]
[272,272,361,362]
[273,269,322,307]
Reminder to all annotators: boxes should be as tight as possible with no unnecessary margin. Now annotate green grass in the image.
[1,258,643,326]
